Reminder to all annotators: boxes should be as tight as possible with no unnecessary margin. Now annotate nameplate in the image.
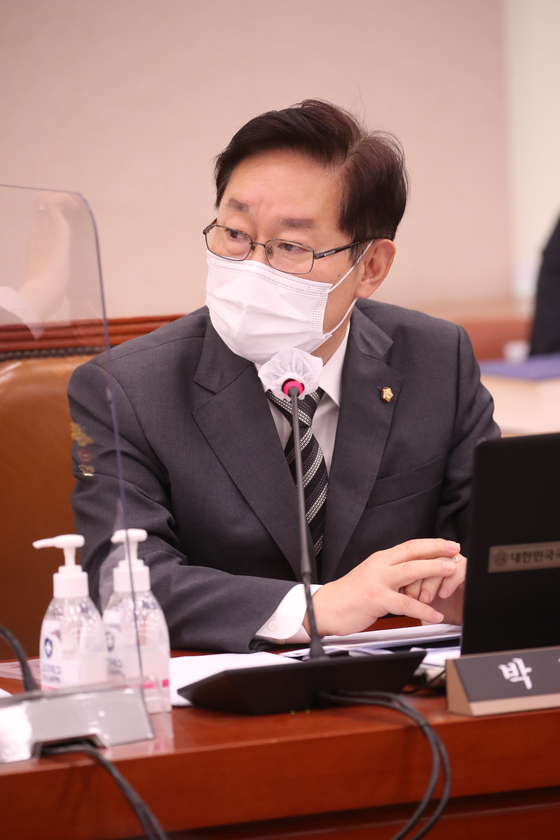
[488,541,560,573]
[447,646,560,717]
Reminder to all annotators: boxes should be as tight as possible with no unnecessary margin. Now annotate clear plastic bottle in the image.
[34,535,107,690]
[103,529,171,713]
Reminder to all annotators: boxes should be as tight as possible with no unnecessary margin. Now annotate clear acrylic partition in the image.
[0,185,162,760]
[0,187,102,329]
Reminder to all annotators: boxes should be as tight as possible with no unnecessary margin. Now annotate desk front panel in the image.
[1,673,560,840]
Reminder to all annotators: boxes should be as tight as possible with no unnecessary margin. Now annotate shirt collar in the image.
[255,325,350,407]
[318,325,349,408]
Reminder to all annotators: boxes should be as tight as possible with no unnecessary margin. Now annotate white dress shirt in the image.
[255,329,350,643]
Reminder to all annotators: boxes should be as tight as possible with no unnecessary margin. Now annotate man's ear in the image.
[356,239,396,299]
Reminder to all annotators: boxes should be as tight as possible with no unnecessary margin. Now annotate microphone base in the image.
[179,651,425,715]
[0,683,153,764]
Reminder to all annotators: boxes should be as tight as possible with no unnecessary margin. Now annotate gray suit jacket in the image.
[68,300,498,652]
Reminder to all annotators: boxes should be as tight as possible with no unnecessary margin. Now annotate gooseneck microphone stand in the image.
[284,379,325,660]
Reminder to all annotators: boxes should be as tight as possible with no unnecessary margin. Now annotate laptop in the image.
[461,432,560,655]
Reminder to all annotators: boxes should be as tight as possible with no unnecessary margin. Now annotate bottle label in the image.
[40,620,81,689]
[103,609,170,712]
[40,619,106,690]
[104,618,140,681]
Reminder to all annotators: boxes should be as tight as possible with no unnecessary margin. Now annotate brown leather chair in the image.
[0,354,92,658]
[0,315,178,662]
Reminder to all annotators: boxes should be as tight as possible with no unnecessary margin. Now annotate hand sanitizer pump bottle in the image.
[34,534,108,690]
[103,529,171,713]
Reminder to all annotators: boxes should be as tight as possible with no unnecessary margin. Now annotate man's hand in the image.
[303,538,461,637]
[402,552,466,625]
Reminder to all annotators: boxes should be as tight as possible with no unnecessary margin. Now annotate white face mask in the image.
[205,247,369,365]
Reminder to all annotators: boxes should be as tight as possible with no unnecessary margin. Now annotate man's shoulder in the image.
[91,307,211,368]
[355,299,461,346]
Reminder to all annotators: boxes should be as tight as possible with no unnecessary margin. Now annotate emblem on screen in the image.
[488,541,560,573]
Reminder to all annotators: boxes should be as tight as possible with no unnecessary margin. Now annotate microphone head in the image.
[258,348,322,401]
[282,379,304,397]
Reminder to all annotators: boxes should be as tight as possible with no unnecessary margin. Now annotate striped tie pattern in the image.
[267,388,328,563]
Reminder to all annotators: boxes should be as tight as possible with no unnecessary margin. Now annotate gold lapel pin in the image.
[380,387,394,403]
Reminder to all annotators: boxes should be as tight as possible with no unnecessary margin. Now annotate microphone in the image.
[281,379,304,396]
[179,349,425,714]
[281,376,324,660]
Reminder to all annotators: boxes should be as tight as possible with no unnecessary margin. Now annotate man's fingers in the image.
[402,580,423,600]
[388,590,445,624]
[396,557,456,588]
[385,538,460,566]
[417,575,445,603]
[437,554,466,598]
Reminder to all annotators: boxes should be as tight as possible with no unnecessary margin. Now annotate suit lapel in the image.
[321,306,402,582]
[192,323,306,579]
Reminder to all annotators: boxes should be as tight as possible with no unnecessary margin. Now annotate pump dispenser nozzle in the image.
[33,534,88,599]
[111,528,147,561]
[111,529,150,593]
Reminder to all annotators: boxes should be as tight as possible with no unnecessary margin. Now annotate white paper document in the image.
[280,624,461,659]
[170,652,294,707]
[411,647,461,667]
[0,658,41,682]
[323,624,461,646]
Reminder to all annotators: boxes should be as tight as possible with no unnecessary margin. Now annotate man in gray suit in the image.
[69,101,498,652]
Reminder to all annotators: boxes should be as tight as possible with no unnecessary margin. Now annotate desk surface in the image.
[1,643,560,840]
[481,372,560,434]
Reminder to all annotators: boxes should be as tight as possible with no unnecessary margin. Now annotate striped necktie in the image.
[266,388,329,564]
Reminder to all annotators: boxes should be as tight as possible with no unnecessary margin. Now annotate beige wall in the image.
[505,0,560,298]
[0,0,511,318]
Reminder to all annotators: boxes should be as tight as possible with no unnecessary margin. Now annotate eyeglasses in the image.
[203,223,369,275]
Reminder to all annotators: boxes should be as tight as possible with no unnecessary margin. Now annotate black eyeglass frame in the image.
[203,222,371,275]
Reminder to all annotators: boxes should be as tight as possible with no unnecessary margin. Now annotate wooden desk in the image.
[480,372,560,435]
[1,663,560,840]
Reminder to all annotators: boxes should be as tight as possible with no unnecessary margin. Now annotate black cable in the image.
[322,690,451,840]
[330,694,440,840]
[403,667,446,694]
[0,625,39,691]
[40,742,168,840]
[356,691,451,840]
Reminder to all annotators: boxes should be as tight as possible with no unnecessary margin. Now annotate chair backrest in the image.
[0,314,180,661]
[0,354,93,658]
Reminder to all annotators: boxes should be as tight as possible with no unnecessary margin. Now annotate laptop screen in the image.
[461,433,560,655]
